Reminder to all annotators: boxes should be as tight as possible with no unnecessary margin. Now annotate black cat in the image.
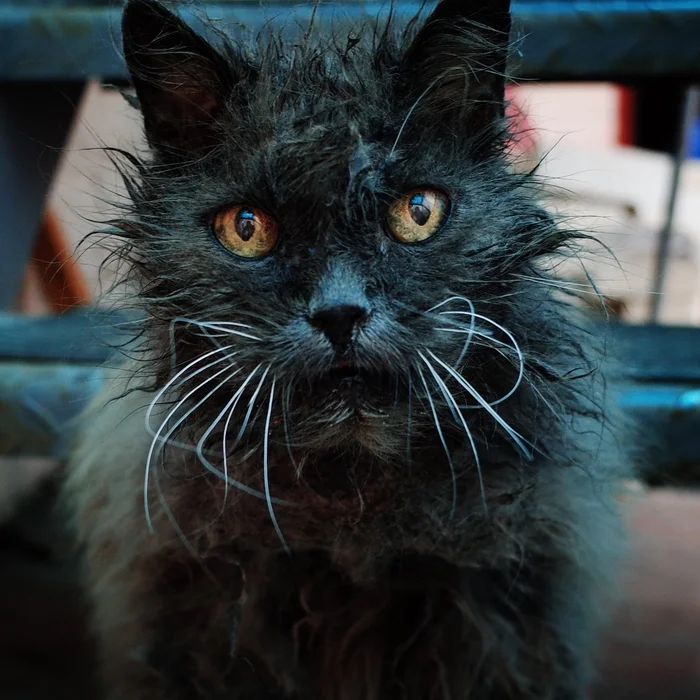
[65,1,629,698]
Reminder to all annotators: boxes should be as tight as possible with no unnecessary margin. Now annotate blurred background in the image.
[2,1,700,699]
[30,81,700,323]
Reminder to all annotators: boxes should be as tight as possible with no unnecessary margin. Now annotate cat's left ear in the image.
[122,0,233,155]
[398,0,511,139]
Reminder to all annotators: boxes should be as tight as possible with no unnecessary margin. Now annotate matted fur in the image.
[64,1,630,699]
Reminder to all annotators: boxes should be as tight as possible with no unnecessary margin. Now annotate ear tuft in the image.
[122,0,230,155]
[399,0,512,143]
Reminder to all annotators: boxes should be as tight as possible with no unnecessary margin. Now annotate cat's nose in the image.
[309,304,368,351]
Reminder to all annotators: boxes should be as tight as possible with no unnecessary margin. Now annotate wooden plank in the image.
[2,311,700,382]
[1,2,700,81]
[0,314,699,473]
[0,308,136,363]
[0,363,105,457]
[608,323,700,383]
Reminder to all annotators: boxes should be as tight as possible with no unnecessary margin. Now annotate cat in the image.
[64,1,630,699]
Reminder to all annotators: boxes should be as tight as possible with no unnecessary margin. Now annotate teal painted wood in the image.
[0,310,131,458]
[2,360,700,472]
[0,309,138,363]
[0,363,105,458]
[1,2,700,81]
[1,311,700,481]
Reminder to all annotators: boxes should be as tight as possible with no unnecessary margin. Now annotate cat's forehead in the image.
[126,1,511,201]
[247,36,391,124]
[224,89,392,202]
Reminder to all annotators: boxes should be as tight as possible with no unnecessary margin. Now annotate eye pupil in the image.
[235,210,256,241]
[409,202,431,226]
[386,188,449,244]
[213,205,278,258]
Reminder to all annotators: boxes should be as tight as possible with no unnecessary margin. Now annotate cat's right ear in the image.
[122,0,231,155]
[397,0,511,142]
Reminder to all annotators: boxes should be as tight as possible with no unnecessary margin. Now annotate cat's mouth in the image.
[284,361,408,457]
[327,362,361,383]
[317,361,395,416]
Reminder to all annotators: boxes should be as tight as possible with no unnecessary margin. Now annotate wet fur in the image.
[65,1,629,699]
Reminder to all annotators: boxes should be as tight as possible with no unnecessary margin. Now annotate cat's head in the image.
[116,0,577,479]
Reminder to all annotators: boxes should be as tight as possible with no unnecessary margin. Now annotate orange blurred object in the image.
[18,208,91,313]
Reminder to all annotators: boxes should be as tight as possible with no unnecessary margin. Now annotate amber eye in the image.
[212,205,279,258]
[386,188,451,243]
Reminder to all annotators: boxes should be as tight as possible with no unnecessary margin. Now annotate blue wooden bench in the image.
[0,308,699,486]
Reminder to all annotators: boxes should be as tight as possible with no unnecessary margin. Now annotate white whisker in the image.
[415,365,457,519]
[436,326,493,338]
[145,346,238,464]
[406,374,413,468]
[427,296,474,314]
[235,366,271,443]
[513,274,641,297]
[419,353,486,515]
[145,362,241,531]
[166,316,258,375]
[150,462,204,568]
[438,309,525,407]
[170,316,258,332]
[281,382,300,475]
[197,326,261,341]
[170,315,262,342]
[428,296,476,365]
[145,344,237,437]
[426,350,533,459]
[264,376,290,554]
[148,361,240,453]
[192,364,291,507]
